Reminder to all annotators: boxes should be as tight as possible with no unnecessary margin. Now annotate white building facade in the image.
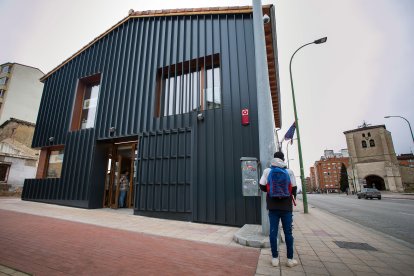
[0,63,44,124]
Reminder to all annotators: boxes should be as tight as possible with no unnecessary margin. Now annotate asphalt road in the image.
[299,194,414,246]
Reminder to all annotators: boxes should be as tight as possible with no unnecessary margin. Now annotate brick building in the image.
[310,150,349,193]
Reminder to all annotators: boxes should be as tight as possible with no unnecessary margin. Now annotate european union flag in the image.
[284,122,296,144]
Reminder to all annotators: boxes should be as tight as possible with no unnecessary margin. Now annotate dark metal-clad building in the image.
[23,5,282,226]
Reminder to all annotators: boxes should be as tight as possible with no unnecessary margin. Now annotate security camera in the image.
[263,14,270,24]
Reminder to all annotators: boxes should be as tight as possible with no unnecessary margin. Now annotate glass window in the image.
[369,139,375,147]
[81,84,100,129]
[368,132,371,137]
[0,89,5,98]
[71,74,101,131]
[0,77,7,85]
[156,54,221,117]
[46,149,64,178]
[362,133,365,137]
[362,140,367,148]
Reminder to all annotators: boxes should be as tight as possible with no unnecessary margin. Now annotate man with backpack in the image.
[259,151,298,267]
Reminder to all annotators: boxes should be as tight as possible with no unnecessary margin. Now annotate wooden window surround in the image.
[36,146,65,179]
[70,73,101,131]
[155,54,220,117]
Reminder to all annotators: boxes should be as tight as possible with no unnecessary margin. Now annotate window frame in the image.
[369,139,375,147]
[45,147,65,179]
[0,163,11,182]
[362,140,367,148]
[155,54,221,117]
[36,146,65,179]
[70,73,101,131]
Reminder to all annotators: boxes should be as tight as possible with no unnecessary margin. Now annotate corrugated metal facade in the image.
[23,10,272,226]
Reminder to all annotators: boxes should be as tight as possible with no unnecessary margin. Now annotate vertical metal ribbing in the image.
[33,80,50,146]
[149,17,161,132]
[142,18,156,132]
[209,14,217,222]
[113,24,128,136]
[217,15,226,224]
[130,19,143,133]
[105,27,122,138]
[122,20,136,135]
[42,74,59,146]
[44,74,59,145]
[96,33,111,137]
[82,129,92,200]
[224,14,236,224]
[164,17,172,123]
[179,18,185,125]
[60,56,81,199]
[137,20,150,133]
[93,35,108,137]
[172,17,179,128]
[117,21,131,135]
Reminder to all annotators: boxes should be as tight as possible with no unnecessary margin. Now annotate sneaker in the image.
[271,258,279,267]
[287,259,298,267]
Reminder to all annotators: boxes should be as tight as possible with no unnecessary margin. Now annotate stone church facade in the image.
[344,124,403,192]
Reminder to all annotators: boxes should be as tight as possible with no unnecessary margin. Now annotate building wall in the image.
[0,64,44,124]
[2,155,37,187]
[344,126,403,192]
[400,166,414,192]
[0,119,36,148]
[24,10,272,226]
[314,157,349,192]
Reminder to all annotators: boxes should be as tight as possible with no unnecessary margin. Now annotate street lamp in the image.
[384,115,414,144]
[290,37,327,214]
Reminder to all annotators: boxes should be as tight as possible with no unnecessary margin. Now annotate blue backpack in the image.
[267,166,291,198]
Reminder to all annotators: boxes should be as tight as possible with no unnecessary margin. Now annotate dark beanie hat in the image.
[274,151,285,161]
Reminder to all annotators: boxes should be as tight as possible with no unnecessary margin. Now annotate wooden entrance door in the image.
[103,141,137,208]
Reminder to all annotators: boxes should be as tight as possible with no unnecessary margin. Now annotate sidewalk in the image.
[1,198,413,275]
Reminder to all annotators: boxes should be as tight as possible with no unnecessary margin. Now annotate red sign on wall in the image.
[241,109,249,126]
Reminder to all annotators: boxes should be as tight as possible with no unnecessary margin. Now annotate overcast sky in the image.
[1,0,413,183]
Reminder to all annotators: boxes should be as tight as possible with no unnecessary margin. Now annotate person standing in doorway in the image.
[119,171,130,208]
[259,151,298,267]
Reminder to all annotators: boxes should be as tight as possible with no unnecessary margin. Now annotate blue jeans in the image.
[119,191,127,208]
[268,210,294,259]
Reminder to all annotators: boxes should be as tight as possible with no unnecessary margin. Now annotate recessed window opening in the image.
[369,139,375,147]
[46,148,64,178]
[155,54,221,117]
[71,74,101,131]
[362,141,367,148]
[0,163,10,182]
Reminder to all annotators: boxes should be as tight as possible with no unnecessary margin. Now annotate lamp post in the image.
[290,37,327,214]
[384,115,414,145]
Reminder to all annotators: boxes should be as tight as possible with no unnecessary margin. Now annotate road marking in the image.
[400,212,414,216]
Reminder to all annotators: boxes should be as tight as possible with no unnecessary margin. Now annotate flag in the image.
[284,122,296,144]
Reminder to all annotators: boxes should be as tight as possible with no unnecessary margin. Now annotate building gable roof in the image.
[40,5,281,127]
